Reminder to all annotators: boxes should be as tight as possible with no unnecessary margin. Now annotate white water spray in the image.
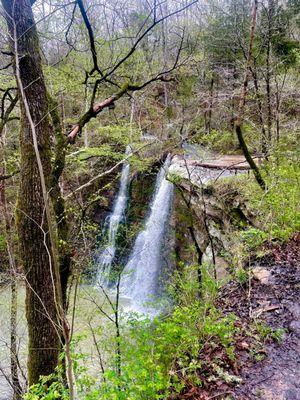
[97,146,131,286]
[120,155,174,311]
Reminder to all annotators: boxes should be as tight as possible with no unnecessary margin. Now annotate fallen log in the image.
[189,161,251,170]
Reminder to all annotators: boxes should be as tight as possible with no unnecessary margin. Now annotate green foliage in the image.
[255,323,285,344]
[235,267,249,286]
[96,125,139,146]
[23,369,69,400]
[247,322,286,363]
[240,228,268,250]
[93,305,236,398]
[92,264,237,399]
[24,263,238,400]
[273,38,300,66]
[45,62,85,99]
[192,129,240,154]
[243,156,300,242]
[176,74,198,104]
[70,146,122,162]
[23,349,99,400]
[202,0,250,65]
[0,234,6,251]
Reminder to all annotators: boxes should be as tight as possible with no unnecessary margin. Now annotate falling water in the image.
[120,155,174,312]
[97,146,131,286]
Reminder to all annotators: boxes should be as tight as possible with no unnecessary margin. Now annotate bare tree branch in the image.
[68,28,186,143]
[0,90,18,137]
[0,170,20,181]
[64,142,153,199]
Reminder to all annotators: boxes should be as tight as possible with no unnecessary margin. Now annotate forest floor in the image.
[222,234,300,400]
[177,234,300,400]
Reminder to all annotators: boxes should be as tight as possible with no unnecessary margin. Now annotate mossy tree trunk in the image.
[2,0,62,385]
[49,96,71,309]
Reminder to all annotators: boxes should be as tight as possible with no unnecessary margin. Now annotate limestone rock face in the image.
[169,165,255,271]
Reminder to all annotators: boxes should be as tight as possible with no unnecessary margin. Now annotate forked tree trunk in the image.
[2,0,61,385]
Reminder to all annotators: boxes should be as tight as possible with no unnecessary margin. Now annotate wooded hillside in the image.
[0,0,299,399]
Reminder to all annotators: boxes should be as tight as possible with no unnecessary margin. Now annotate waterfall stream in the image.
[120,155,174,312]
[97,145,131,286]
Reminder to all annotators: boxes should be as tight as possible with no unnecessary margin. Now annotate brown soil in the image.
[170,234,300,400]
[222,234,300,400]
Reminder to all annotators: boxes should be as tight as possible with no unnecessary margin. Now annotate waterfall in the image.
[120,155,174,312]
[97,145,131,286]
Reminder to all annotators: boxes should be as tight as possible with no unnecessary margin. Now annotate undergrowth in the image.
[241,140,299,245]
[24,139,299,400]
[24,264,239,400]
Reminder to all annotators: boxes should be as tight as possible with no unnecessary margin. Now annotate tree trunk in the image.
[207,77,214,134]
[0,134,23,399]
[251,61,267,155]
[2,0,61,385]
[235,0,266,191]
[266,0,275,145]
[10,280,23,399]
[274,70,286,143]
[205,77,214,134]
[230,60,237,131]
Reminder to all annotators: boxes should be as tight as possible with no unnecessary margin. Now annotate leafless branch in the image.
[0,170,20,181]
[64,141,153,199]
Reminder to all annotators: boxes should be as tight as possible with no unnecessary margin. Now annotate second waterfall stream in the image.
[97,145,131,286]
[120,155,174,313]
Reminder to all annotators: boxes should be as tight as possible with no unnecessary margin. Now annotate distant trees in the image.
[193,0,299,156]
[0,0,299,395]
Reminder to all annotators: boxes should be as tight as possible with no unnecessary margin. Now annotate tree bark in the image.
[204,77,214,134]
[2,0,61,385]
[207,77,214,135]
[0,134,23,399]
[251,60,267,155]
[266,0,275,144]
[235,0,266,191]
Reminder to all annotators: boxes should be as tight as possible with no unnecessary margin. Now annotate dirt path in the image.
[224,235,300,400]
[235,334,300,399]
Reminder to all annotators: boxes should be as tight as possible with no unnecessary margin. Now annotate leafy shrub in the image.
[240,228,268,249]
[23,371,69,400]
[233,145,300,246]
[24,264,238,400]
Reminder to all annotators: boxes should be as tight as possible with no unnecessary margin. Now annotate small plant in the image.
[240,228,268,250]
[270,328,285,343]
[255,323,285,343]
[235,267,249,286]
[23,370,69,400]
[253,352,266,362]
